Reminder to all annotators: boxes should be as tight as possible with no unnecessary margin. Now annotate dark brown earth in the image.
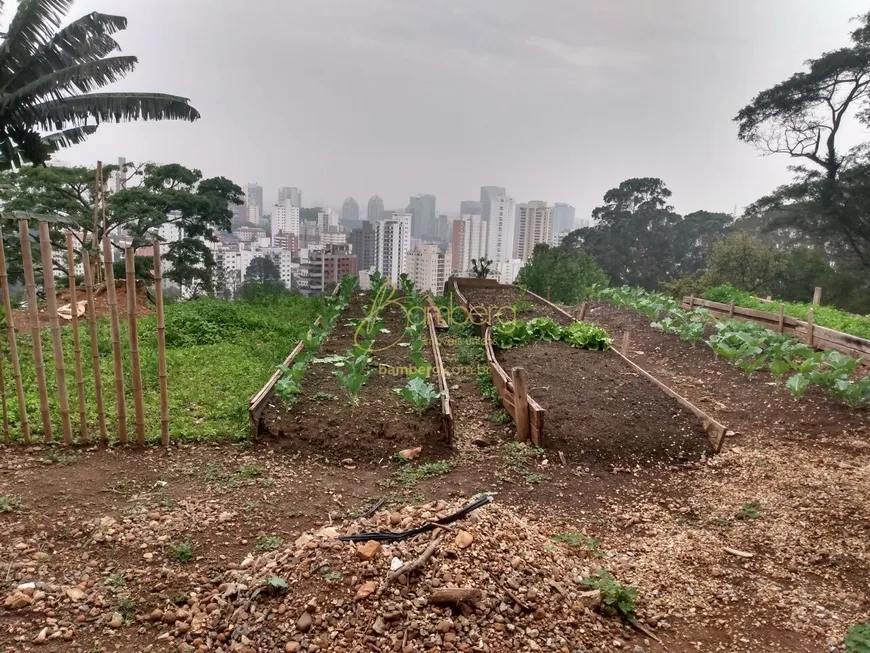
[456,285,573,326]
[261,292,450,463]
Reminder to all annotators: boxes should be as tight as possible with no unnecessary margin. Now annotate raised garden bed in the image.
[254,290,452,463]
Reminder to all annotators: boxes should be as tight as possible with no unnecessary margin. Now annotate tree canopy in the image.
[0,1,200,169]
[515,243,608,304]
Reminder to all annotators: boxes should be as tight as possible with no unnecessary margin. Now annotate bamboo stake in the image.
[19,220,52,441]
[806,307,815,348]
[777,302,785,335]
[66,234,88,442]
[92,161,102,286]
[125,248,145,446]
[622,331,631,356]
[0,342,8,444]
[103,237,127,444]
[39,222,73,445]
[0,228,29,443]
[728,300,735,319]
[82,255,107,442]
[153,241,169,446]
[511,367,530,445]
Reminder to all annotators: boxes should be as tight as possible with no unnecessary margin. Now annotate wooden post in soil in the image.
[103,237,127,444]
[812,286,823,306]
[577,302,587,322]
[92,161,103,286]
[688,295,695,310]
[777,302,785,335]
[806,308,815,348]
[622,331,631,356]
[0,344,8,444]
[0,228,29,443]
[546,286,551,302]
[728,300,735,319]
[125,248,146,446]
[82,256,107,442]
[19,220,52,441]
[66,234,88,441]
[153,241,170,446]
[511,367,530,445]
[39,222,74,445]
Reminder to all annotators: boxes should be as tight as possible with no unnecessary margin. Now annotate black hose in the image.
[339,495,494,543]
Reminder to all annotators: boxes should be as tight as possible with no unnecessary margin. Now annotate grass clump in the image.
[168,541,194,564]
[736,500,762,520]
[0,496,22,513]
[846,623,870,653]
[256,535,282,551]
[580,569,638,621]
[395,461,452,487]
[503,442,544,470]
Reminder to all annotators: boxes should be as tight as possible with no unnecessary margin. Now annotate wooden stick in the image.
[19,220,52,442]
[384,536,442,587]
[428,588,483,605]
[92,162,102,286]
[39,222,73,445]
[688,295,695,310]
[578,301,587,321]
[66,234,88,442]
[777,302,785,335]
[622,331,631,356]
[546,286,551,301]
[125,248,146,446]
[0,342,8,444]
[812,286,822,306]
[728,300,735,318]
[103,237,127,444]
[0,228,29,443]
[153,241,169,446]
[511,367,530,445]
[806,307,815,348]
[82,255,107,442]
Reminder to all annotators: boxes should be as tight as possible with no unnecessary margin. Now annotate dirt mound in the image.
[191,498,642,652]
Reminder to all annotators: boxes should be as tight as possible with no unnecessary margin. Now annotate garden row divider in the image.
[248,283,341,440]
[426,307,454,444]
[682,296,870,365]
[427,295,448,329]
[525,288,728,453]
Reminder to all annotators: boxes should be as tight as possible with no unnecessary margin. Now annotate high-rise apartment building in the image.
[367,195,384,222]
[341,197,360,223]
[451,214,487,274]
[552,203,576,235]
[406,244,446,294]
[297,244,357,297]
[460,200,482,216]
[515,201,553,261]
[246,183,264,217]
[435,214,450,241]
[349,221,377,271]
[272,201,300,239]
[318,209,338,231]
[375,213,411,285]
[485,195,516,266]
[480,186,506,222]
[278,187,302,208]
[407,194,436,238]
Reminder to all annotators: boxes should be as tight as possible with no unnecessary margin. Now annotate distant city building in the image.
[237,226,267,242]
[318,209,339,231]
[341,197,360,223]
[367,195,385,221]
[486,195,516,266]
[451,214,487,275]
[273,231,299,256]
[406,244,446,295]
[375,213,412,285]
[552,203,576,235]
[460,200,482,216]
[299,220,321,250]
[435,214,451,241]
[272,201,301,239]
[246,183,263,217]
[230,201,247,227]
[321,226,348,246]
[553,230,574,247]
[278,187,302,208]
[297,244,357,297]
[515,201,553,261]
[349,221,377,271]
[407,194,436,238]
[480,186,506,222]
[246,203,261,225]
[498,259,524,285]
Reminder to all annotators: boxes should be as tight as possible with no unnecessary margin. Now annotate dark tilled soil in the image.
[261,293,451,463]
[458,286,573,326]
[497,340,712,468]
[583,301,870,444]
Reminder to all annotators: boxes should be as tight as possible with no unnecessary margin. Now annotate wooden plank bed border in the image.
[427,309,454,444]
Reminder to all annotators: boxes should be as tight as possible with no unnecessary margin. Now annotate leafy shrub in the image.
[580,569,638,621]
[846,623,870,653]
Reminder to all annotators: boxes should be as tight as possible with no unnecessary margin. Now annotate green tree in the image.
[0,1,199,169]
[706,233,786,294]
[515,244,608,304]
[736,11,870,269]
[471,258,492,279]
[245,256,280,283]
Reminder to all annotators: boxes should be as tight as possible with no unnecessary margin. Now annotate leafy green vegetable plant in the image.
[526,317,562,341]
[396,377,442,413]
[580,569,638,621]
[333,352,372,405]
[845,622,870,653]
[562,322,612,350]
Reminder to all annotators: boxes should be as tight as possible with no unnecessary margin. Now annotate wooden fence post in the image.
[19,220,52,441]
[39,222,73,445]
[92,161,103,286]
[511,367,530,445]
[0,346,8,444]
[153,241,170,446]
[0,228,29,443]
[688,295,695,310]
[813,287,823,306]
[103,237,127,444]
[66,234,88,442]
[806,307,815,348]
[546,286,551,302]
[777,302,785,335]
[622,331,631,356]
[728,300,735,319]
[82,256,107,442]
[578,302,587,322]
[125,248,146,446]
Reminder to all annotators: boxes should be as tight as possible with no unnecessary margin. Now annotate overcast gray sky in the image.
[59,0,869,220]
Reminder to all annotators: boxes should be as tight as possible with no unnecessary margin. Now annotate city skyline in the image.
[53,1,869,225]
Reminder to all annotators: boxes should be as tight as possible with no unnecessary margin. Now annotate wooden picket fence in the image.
[0,219,170,446]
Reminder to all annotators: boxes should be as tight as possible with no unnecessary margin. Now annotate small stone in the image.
[577,589,601,609]
[65,587,85,602]
[4,592,32,610]
[389,513,402,526]
[218,511,234,522]
[355,581,378,602]
[455,530,474,549]
[285,643,300,653]
[357,541,382,561]
[397,446,422,461]
[108,612,124,628]
[162,610,176,624]
[316,526,340,539]
[150,608,164,622]
[34,627,49,644]
[296,611,312,632]
[511,556,522,570]
[372,616,386,635]
[437,619,453,633]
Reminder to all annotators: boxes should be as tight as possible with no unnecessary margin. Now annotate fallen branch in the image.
[499,583,531,611]
[429,588,483,605]
[384,535,442,587]
[631,619,662,644]
[723,547,754,558]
